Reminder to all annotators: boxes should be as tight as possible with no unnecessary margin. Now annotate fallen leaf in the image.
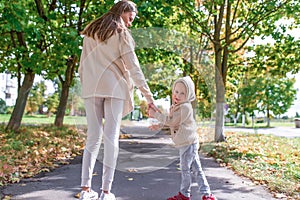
[127,169,138,172]
[74,192,81,198]
[3,195,11,200]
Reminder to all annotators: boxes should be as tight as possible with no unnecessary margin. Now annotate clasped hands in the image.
[147,103,161,131]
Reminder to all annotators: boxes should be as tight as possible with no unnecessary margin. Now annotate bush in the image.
[6,106,14,114]
[0,99,7,114]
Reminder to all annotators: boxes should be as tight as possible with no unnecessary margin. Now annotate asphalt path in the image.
[0,124,287,200]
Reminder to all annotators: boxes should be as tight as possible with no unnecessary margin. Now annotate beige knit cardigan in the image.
[79,30,154,117]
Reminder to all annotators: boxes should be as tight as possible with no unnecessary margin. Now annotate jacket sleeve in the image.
[120,31,154,104]
[153,105,190,127]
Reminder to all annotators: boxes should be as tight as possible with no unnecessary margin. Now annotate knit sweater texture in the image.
[153,76,199,147]
[79,30,153,117]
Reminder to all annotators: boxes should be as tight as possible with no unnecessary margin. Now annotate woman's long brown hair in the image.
[81,0,137,42]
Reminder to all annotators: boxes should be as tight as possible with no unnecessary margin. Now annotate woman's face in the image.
[121,11,136,27]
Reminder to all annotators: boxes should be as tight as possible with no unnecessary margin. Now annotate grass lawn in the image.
[0,114,87,125]
[200,131,300,199]
[225,121,295,128]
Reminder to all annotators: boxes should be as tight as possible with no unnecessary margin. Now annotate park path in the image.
[1,123,279,200]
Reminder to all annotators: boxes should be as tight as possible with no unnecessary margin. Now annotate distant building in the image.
[0,73,17,106]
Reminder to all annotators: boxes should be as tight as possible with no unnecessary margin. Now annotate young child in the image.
[148,76,216,200]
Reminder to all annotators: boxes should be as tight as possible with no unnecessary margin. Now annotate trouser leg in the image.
[81,97,104,187]
[179,145,193,197]
[191,143,211,196]
[101,98,124,192]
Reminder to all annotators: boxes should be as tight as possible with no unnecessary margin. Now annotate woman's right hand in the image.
[147,102,160,114]
[148,107,157,118]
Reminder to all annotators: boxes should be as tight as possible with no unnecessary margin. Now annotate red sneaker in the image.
[202,194,217,200]
[167,192,190,200]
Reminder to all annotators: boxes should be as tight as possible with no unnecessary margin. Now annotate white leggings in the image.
[81,97,124,192]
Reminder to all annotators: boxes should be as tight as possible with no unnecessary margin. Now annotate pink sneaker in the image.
[202,194,217,200]
[167,192,190,200]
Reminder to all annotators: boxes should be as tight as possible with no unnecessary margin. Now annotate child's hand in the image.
[148,124,161,131]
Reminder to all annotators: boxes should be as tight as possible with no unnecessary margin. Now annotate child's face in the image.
[172,82,187,104]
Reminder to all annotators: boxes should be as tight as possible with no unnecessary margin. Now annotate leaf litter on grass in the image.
[199,131,300,200]
[0,123,136,188]
[0,124,86,186]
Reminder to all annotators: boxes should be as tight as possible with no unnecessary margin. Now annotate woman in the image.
[78,1,157,200]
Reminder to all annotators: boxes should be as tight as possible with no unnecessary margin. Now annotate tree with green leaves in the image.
[31,0,86,127]
[45,92,59,117]
[0,1,111,130]
[134,1,215,120]
[245,35,299,126]
[257,77,296,126]
[180,0,300,141]
[1,1,54,131]
[25,81,47,115]
[67,78,83,116]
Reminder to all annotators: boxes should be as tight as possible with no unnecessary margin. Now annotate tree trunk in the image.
[54,81,70,127]
[242,114,246,127]
[54,55,77,127]
[6,71,35,131]
[214,39,226,142]
[215,68,226,142]
[233,93,240,125]
[267,108,270,127]
[212,2,227,142]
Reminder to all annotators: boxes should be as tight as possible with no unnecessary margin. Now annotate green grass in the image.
[201,132,300,199]
[0,114,87,125]
[0,114,296,127]
[225,121,295,128]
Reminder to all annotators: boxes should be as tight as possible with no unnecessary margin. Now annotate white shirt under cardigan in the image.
[79,30,154,117]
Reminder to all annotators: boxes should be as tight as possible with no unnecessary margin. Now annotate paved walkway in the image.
[1,123,282,200]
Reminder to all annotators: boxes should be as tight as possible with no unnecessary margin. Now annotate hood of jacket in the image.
[172,76,196,103]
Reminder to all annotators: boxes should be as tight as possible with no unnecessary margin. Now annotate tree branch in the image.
[49,0,57,12]
[34,0,48,21]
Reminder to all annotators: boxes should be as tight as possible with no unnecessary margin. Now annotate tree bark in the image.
[213,28,226,142]
[267,108,270,127]
[213,2,228,142]
[54,81,70,127]
[54,56,77,127]
[6,71,35,131]
[215,66,226,142]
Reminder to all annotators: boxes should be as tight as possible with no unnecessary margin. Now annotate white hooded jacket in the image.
[152,76,199,148]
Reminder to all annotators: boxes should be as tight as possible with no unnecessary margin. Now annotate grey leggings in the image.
[81,97,124,192]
